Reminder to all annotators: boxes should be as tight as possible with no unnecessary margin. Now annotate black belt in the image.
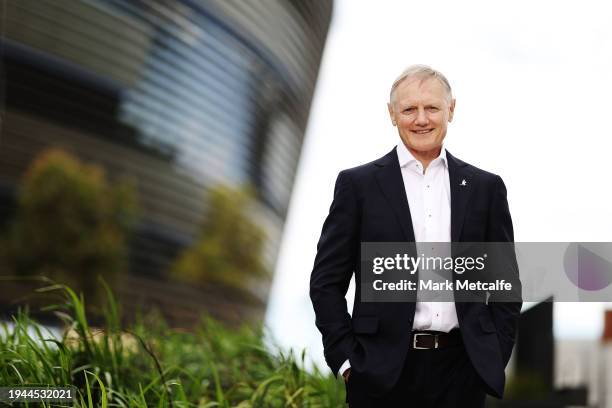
[410,329,462,349]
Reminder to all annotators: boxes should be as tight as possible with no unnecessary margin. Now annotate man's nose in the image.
[415,108,428,125]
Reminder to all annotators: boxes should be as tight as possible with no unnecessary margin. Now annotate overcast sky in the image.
[265,0,612,369]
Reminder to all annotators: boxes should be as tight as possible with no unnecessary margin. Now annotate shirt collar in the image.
[396,142,448,169]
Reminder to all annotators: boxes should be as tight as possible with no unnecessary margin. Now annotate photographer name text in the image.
[372,279,512,291]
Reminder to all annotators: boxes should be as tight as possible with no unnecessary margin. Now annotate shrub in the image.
[3,149,138,303]
[172,186,268,291]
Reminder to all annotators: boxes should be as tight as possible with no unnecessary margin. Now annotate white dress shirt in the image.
[339,143,458,377]
[396,142,459,332]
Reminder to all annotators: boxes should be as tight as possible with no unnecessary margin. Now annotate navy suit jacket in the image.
[310,147,522,398]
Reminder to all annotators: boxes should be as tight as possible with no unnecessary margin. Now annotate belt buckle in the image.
[413,333,439,349]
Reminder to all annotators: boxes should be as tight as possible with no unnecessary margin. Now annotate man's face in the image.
[387,77,455,156]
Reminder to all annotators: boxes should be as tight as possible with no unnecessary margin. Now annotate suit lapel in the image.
[447,150,475,242]
[373,148,475,243]
[374,148,416,242]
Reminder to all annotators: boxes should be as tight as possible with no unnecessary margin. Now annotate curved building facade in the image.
[0,0,332,323]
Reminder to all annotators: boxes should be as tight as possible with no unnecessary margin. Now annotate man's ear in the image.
[387,102,396,126]
[448,99,456,122]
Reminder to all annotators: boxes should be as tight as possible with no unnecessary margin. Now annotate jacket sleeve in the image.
[310,170,359,375]
[487,175,523,367]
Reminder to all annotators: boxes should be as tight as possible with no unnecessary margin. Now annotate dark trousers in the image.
[346,342,486,407]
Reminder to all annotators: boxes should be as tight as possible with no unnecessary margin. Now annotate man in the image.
[310,65,521,407]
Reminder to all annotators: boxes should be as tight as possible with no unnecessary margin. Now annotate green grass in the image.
[0,279,345,407]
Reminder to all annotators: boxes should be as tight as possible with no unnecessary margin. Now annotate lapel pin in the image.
[460,179,467,186]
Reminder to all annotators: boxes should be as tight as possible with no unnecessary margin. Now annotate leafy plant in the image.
[2,148,138,304]
[0,280,345,407]
[172,186,268,291]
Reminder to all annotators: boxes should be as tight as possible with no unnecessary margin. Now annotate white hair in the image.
[389,64,453,103]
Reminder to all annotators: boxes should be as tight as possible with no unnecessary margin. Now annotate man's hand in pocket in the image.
[342,368,351,383]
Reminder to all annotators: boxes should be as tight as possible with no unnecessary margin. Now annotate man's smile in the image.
[413,129,434,134]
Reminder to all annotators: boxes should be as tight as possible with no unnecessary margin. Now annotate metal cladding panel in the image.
[0,0,333,320]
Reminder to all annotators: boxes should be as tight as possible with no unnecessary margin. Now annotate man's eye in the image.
[403,108,415,113]
[427,107,439,111]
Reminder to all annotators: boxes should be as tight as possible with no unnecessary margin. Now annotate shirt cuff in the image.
[338,359,351,377]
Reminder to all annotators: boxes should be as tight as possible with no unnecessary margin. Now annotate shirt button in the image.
[428,214,432,217]
[426,185,430,188]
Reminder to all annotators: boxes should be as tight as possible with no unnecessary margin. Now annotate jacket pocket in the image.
[479,314,497,333]
[352,316,379,334]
